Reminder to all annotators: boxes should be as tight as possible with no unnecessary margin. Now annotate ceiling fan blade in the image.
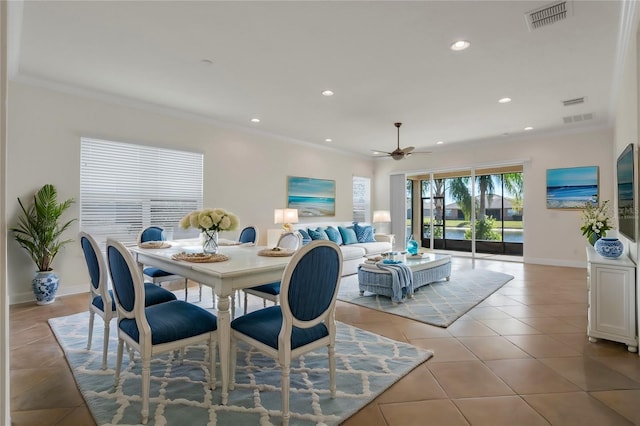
[371,149,392,155]
[403,146,415,154]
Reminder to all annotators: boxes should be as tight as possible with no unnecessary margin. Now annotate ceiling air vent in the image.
[562,97,585,106]
[525,1,572,31]
[563,113,593,124]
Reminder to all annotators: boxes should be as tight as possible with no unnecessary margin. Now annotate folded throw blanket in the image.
[376,261,413,302]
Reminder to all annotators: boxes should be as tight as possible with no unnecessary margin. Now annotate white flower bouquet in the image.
[179,208,239,232]
[580,200,612,245]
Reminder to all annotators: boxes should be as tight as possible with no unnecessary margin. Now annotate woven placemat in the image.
[138,241,171,249]
[171,252,229,263]
[258,248,295,257]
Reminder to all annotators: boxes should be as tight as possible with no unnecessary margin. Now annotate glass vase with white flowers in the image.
[179,208,239,254]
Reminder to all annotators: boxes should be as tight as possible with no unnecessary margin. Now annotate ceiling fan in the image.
[372,122,428,160]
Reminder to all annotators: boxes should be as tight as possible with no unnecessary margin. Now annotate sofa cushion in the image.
[339,245,367,261]
[324,226,343,245]
[308,227,329,240]
[353,223,376,243]
[298,228,310,240]
[338,226,358,244]
[350,241,393,256]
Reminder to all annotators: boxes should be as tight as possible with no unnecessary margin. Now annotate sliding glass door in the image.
[416,166,523,256]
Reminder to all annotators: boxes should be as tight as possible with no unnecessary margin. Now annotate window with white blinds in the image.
[80,137,203,248]
[352,176,371,223]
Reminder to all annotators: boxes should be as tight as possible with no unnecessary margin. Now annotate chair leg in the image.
[209,334,217,390]
[87,311,95,350]
[102,321,110,370]
[329,343,336,398]
[229,338,237,390]
[244,291,249,315]
[281,363,291,426]
[141,354,151,424]
[231,293,236,318]
[114,339,124,387]
[184,278,188,301]
[199,283,203,302]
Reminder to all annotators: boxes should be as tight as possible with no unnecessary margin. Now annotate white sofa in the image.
[294,222,393,276]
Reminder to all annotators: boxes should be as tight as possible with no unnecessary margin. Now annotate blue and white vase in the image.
[594,237,624,258]
[32,271,59,305]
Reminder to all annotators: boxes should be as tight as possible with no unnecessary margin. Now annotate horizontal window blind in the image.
[353,176,371,223]
[80,138,203,248]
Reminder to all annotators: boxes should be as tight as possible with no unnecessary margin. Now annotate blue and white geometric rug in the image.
[49,312,433,425]
[338,269,514,328]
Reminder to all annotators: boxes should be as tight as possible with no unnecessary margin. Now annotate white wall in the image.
[373,128,615,268]
[1,1,10,423]
[6,82,373,304]
[614,7,640,266]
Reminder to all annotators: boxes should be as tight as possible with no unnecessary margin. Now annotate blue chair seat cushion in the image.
[231,306,328,350]
[92,290,116,312]
[247,282,280,295]
[143,283,178,305]
[119,300,217,345]
[92,283,176,312]
[143,267,176,278]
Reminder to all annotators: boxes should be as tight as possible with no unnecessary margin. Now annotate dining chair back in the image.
[242,231,303,314]
[139,226,190,300]
[80,231,115,370]
[106,238,219,425]
[239,225,259,244]
[276,231,303,250]
[228,240,343,425]
[80,231,177,369]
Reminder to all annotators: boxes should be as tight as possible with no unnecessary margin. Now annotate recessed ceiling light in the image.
[450,40,470,51]
[250,118,260,123]
[436,140,444,145]
[325,138,332,142]
[322,90,334,96]
[498,97,512,103]
[524,126,533,131]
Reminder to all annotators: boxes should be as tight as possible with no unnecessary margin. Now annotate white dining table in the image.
[129,239,292,404]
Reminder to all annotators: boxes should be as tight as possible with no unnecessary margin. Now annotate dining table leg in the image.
[216,292,231,405]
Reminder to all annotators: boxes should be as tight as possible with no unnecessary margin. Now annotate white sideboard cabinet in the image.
[586,246,637,352]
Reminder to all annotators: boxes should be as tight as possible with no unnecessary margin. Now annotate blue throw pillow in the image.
[338,226,358,245]
[298,228,310,240]
[353,223,376,243]
[308,228,329,240]
[324,226,343,245]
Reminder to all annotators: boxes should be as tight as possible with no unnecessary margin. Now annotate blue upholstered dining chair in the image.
[238,225,259,245]
[138,226,190,300]
[79,231,177,370]
[227,240,343,425]
[106,238,219,425]
[242,231,303,314]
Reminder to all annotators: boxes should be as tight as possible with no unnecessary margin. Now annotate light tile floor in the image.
[9,256,640,425]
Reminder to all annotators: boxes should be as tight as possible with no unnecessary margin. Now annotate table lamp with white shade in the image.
[274,208,299,232]
[373,210,392,236]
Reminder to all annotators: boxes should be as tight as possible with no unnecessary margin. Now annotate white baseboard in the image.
[523,256,585,269]
[10,284,87,305]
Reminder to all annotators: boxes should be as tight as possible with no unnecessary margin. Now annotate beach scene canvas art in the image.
[287,176,335,216]
[546,166,599,209]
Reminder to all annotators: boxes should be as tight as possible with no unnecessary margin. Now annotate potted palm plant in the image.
[10,184,76,305]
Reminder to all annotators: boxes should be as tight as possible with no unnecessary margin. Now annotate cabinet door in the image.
[592,266,634,337]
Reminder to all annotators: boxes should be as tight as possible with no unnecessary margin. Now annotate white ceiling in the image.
[8,1,633,157]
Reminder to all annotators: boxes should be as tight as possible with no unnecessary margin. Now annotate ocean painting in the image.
[287,176,335,217]
[546,166,599,209]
